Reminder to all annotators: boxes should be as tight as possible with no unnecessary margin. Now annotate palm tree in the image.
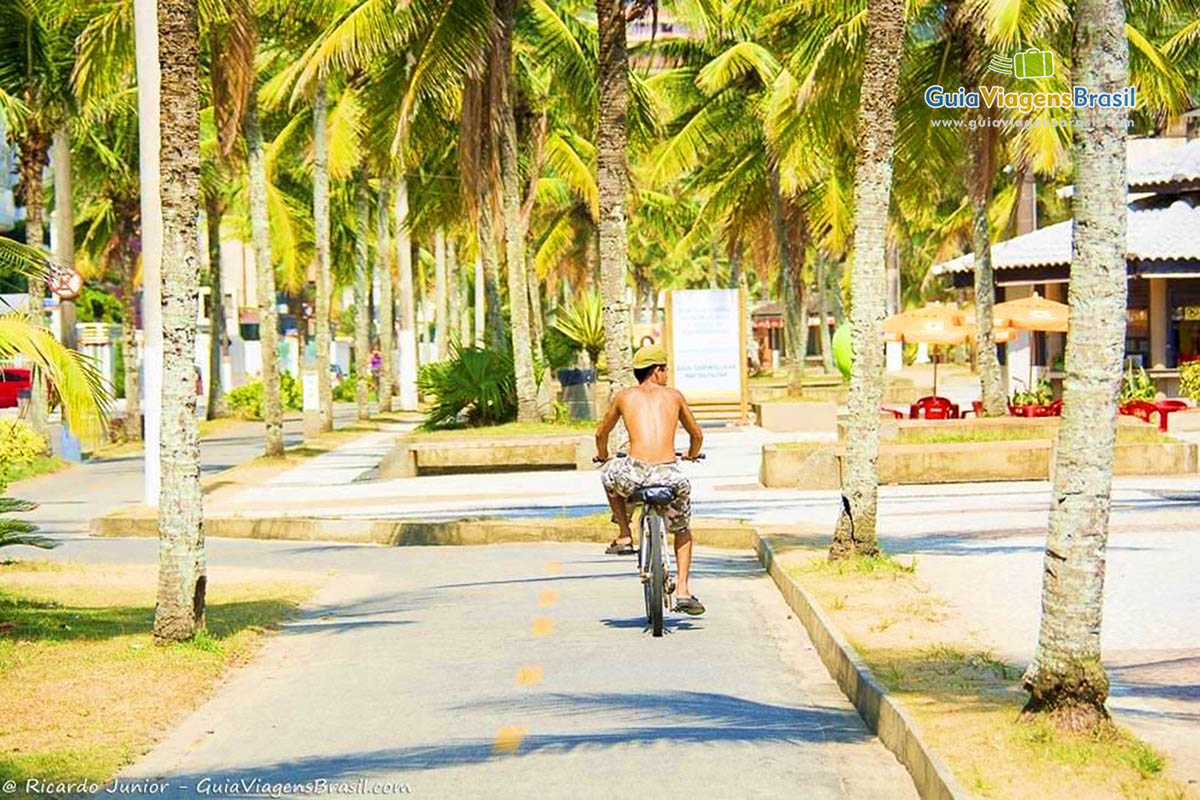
[152,0,206,643]
[1021,0,1130,732]
[829,0,906,560]
[376,175,394,413]
[313,79,334,432]
[245,90,284,455]
[595,0,635,393]
[353,165,371,420]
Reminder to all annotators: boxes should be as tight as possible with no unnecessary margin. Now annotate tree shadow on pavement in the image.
[147,691,870,785]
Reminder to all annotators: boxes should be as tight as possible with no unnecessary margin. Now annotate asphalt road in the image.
[86,539,915,800]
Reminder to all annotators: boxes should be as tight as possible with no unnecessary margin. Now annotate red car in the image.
[0,367,32,409]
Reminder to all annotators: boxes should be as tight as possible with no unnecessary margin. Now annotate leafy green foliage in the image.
[554,292,604,366]
[1011,378,1053,407]
[417,345,517,430]
[1119,363,1158,405]
[0,421,55,552]
[226,372,303,420]
[75,286,123,323]
[1179,360,1200,405]
[0,420,50,482]
[542,326,582,372]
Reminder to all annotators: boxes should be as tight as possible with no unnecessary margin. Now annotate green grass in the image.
[2,455,69,484]
[0,561,322,796]
[409,420,596,440]
[801,553,917,577]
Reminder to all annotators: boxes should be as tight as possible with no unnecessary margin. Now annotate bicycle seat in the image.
[629,485,675,505]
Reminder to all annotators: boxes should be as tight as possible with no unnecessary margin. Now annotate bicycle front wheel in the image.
[647,513,665,637]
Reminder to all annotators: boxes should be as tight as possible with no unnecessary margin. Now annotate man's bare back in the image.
[603,382,701,463]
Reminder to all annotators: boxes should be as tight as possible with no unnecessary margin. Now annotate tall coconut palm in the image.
[829,0,906,560]
[153,0,206,643]
[595,0,636,393]
[353,165,371,420]
[1021,0,1130,731]
[313,79,334,431]
[376,175,394,413]
[245,91,284,455]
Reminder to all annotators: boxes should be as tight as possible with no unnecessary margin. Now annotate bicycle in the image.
[596,452,704,637]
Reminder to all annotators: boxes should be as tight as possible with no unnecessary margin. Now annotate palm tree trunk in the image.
[527,258,545,366]
[120,251,142,441]
[18,134,49,446]
[769,167,806,391]
[460,257,473,346]
[394,174,419,410]
[434,228,448,360]
[376,177,394,414]
[1022,0,1128,730]
[595,0,634,394]
[829,0,906,560]
[353,167,371,421]
[478,207,506,350]
[474,254,485,347]
[496,10,539,421]
[153,0,205,643]
[448,236,461,349]
[313,79,333,431]
[245,98,283,456]
[967,118,1008,416]
[204,195,227,419]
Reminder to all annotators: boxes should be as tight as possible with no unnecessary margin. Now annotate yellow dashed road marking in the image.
[516,665,543,686]
[537,589,560,607]
[493,725,527,754]
[531,616,555,637]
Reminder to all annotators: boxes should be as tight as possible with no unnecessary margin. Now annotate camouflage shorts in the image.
[600,456,692,535]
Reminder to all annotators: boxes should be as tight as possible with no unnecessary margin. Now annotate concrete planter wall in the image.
[761,438,1199,488]
[381,434,598,477]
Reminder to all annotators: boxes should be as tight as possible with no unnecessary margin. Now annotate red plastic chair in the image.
[1048,399,1063,417]
[1120,401,1158,425]
[910,396,959,420]
[1153,400,1188,432]
[881,407,904,419]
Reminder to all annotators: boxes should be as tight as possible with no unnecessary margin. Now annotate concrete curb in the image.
[89,511,756,550]
[752,532,969,800]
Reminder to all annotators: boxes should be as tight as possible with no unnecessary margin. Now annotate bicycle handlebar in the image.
[592,452,705,463]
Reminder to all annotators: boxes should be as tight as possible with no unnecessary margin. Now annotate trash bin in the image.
[557,368,597,421]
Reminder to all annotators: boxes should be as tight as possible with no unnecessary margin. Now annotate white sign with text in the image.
[669,289,742,398]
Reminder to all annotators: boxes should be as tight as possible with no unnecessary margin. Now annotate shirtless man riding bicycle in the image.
[594,343,706,616]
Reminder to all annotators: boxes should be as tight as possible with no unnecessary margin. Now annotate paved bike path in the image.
[114,541,916,799]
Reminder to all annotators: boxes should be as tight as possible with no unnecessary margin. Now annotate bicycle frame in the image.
[636,500,675,631]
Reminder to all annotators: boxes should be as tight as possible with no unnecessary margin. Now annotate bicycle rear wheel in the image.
[647,513,665,637]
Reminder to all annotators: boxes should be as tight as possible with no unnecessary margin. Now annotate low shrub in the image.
[226,372,303,420]
[1180,359,1200,404]
[0,419,49,479]
[418,345,517,429]
[1119,362,1157,404]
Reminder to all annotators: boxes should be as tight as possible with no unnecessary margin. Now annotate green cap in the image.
[633,342,668,369]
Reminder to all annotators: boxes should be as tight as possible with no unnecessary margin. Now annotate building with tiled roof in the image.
[931,135,1200,395]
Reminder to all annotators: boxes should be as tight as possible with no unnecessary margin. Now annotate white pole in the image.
[394,176,418,410]
[135,0,163,506]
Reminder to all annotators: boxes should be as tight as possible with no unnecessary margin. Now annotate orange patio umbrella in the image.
[993,292,1069,389]
[884,305,972,396]
[993,292,1069,333]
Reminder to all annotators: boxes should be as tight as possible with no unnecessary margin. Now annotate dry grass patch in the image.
[0,560,325,796]
[781,548,1189,800]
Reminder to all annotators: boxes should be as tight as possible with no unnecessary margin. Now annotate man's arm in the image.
[594,390,624,461]
[675,390,703,459]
